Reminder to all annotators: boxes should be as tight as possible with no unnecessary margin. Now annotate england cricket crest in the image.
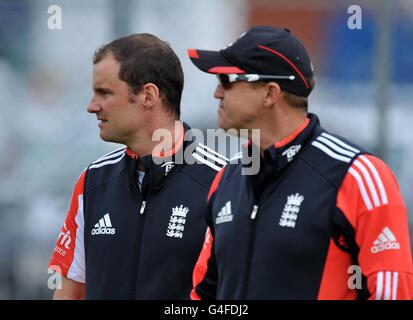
[278,193,304,228]
[166,205,189,238]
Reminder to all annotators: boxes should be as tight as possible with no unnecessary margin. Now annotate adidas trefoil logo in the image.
[166,205,189,238]
[279,193,304,228]
[371,226,400,253]
[216,201,233,225]
[91,213,116,235]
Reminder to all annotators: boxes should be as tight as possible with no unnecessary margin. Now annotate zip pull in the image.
[140,201,147,214]
[250,205,259,220]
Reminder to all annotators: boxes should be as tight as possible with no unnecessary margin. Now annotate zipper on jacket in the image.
[139,190,151,215]
[250,205,259,220]
[129,158,151,298]
[138,167,151,215]
[243,194,263,298]
[140,201,146,214]
[128,179,147,298]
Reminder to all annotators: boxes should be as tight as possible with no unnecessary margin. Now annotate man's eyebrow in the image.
[93,87,112,93]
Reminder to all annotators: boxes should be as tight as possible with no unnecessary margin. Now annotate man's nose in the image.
[87,95,101,113]
[214,84,225,100]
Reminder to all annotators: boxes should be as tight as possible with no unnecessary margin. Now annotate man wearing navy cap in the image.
[188,26,413,299]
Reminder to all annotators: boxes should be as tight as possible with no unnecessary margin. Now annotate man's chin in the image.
[99,132,121,144]
[218,121,240,137]
[218,119,230,132]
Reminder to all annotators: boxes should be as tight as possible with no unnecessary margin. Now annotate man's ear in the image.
[263,82,282,108]
[138,83,160,109]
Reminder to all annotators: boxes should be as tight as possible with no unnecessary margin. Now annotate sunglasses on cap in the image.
[216,73,295,89]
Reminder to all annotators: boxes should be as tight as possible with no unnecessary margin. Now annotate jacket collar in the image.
[125,121,193,193]
[242,113,321,176]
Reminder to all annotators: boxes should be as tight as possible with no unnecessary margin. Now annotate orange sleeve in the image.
[191,227,213,300]
[191,166,226,300]
[48,170,86,283]
[337,154,413,299]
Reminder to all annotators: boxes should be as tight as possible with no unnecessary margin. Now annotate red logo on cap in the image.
[258,45,309,89]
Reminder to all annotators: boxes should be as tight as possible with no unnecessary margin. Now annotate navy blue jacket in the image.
[49,122,227,299]
[193,114,413,300]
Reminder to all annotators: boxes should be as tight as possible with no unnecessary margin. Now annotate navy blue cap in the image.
[188,26,314,97]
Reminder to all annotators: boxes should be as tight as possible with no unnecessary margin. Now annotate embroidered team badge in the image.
[166,205,189,238]
[278,193,304,228]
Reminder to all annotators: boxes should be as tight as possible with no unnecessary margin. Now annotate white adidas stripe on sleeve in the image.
[353,160,381,207]
[392,272,399,300]
[89,153,125,169]
[192,152,222,172]
[191,143,228,172]
[321,132,360,153]
[312,134,389,212]
[312,133,361,163]
[376,271,399,300]
[196,143,229,162]
[376,271,384,300]
[348,167,373,210]
[347,155,389,211]
[316,136,357,158]
[94,147,126,163]
[311,141,352,163]
[384,271,392,300]
[229,152,242,162]
[195,146,228,166]
[358,155,388,205]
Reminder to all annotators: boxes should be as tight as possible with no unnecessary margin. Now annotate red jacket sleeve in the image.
[191,227,213,300]
[337,154,413,299]
[48,170,86,283]
[191,166,226,300]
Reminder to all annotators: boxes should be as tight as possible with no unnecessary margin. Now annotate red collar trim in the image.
[125,125,185,159]
[242,118,310,149]
[274,118,310,149]
[125,147,139,159]
[152,124,185,158]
